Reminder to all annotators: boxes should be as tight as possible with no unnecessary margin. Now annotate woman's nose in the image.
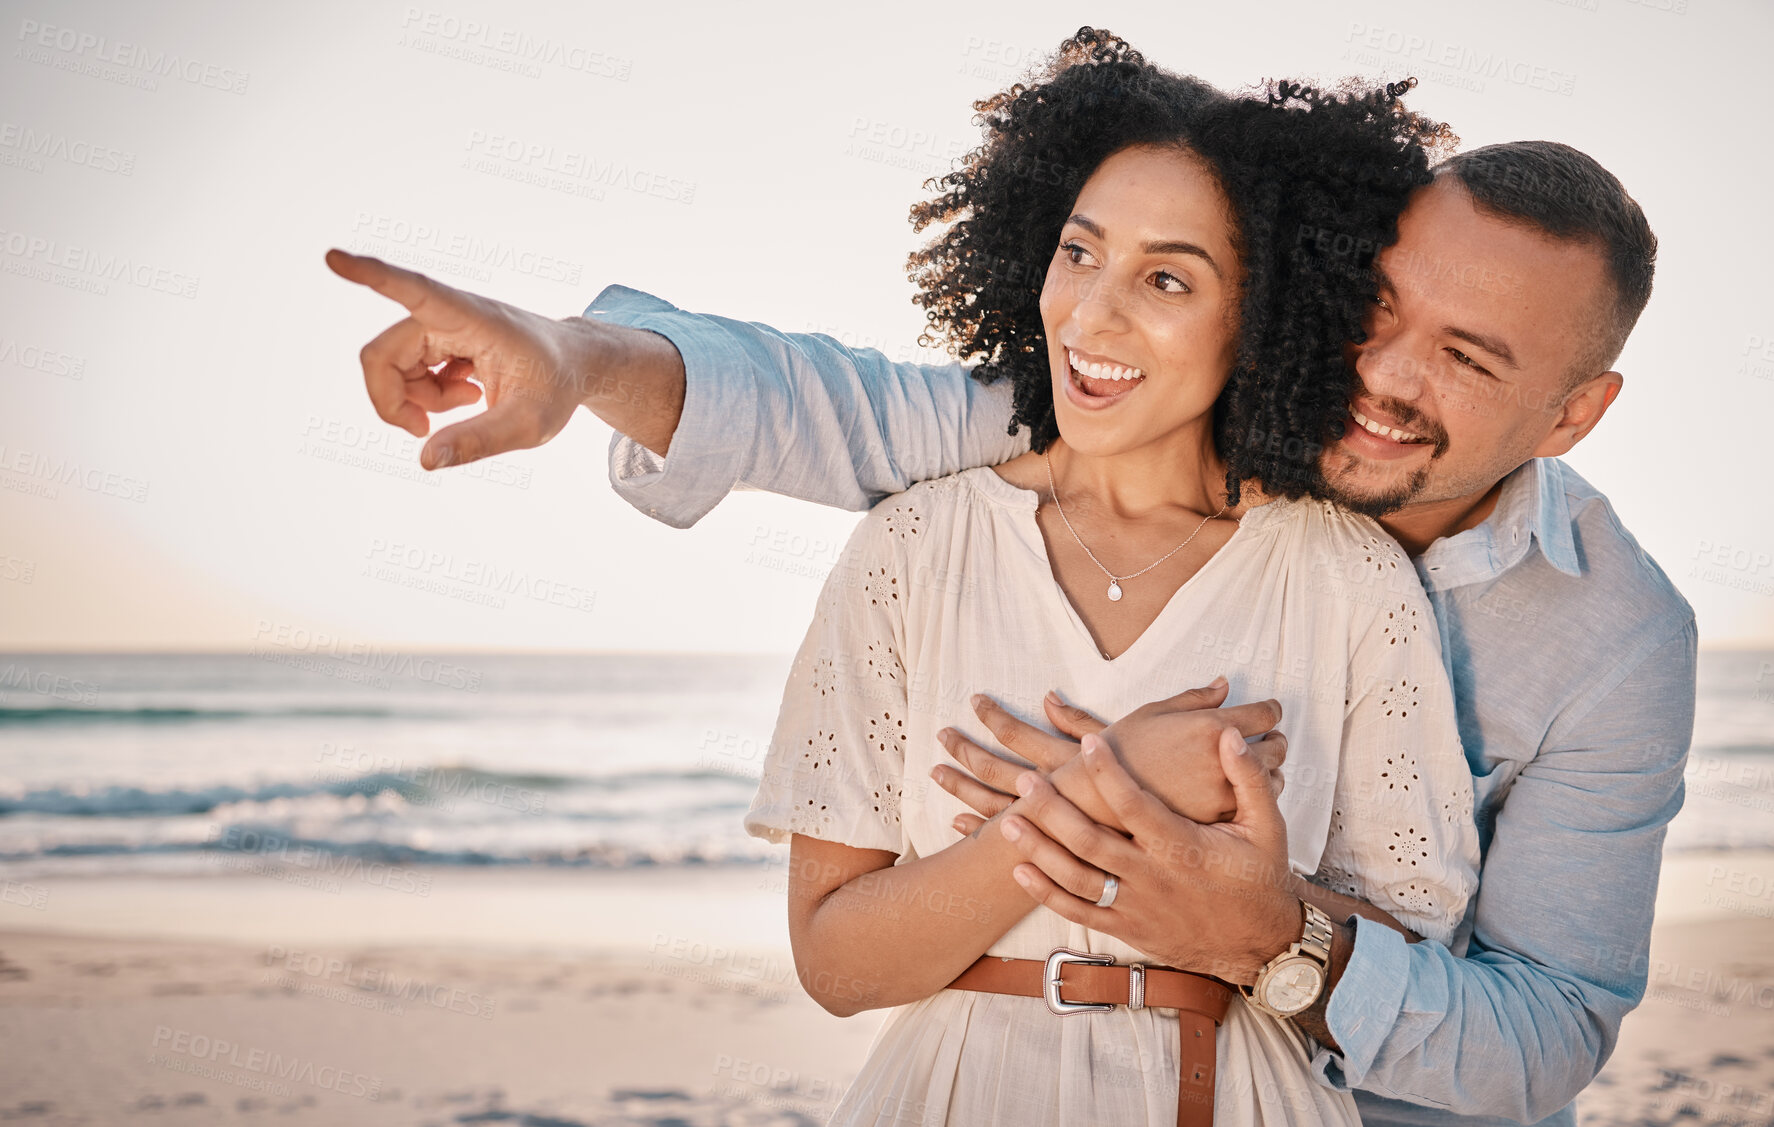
[1070,273,1132,333]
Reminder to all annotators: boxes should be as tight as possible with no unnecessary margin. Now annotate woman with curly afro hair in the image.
[744,28,1481,1127]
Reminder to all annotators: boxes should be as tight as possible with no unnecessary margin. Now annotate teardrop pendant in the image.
[1106,580,1123,602]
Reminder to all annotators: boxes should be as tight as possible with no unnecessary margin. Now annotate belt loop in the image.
[1127,963,1146,1010]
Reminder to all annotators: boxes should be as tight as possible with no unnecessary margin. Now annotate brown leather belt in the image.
[948,949,1233,1127]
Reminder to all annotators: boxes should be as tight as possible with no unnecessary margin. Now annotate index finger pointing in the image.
[326,249,470,331]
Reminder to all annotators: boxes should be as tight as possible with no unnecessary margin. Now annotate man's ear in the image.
[1532,371,1624,458]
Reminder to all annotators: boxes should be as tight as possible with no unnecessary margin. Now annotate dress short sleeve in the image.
[1310,525,1481,946]
[745,496,916,854]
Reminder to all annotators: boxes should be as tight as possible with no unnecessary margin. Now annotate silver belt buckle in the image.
[1043,947,1116,1016]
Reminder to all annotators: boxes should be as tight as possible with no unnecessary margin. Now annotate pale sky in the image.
[2,0,1771,654]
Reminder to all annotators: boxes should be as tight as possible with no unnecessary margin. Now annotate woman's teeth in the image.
[1350,406,1426,444]
[1068,349,1143,383]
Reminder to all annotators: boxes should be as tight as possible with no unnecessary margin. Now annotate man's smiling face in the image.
[1319,176,1620,521]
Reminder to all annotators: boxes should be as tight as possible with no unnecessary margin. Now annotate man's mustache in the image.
[1350,382,1451,459]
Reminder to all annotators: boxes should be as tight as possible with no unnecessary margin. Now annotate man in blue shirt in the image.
[328,139,1695,1125]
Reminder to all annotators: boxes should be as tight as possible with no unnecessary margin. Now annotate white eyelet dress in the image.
[747,468,1481,1127]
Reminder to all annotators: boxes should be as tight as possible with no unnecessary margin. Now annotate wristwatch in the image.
[1243,900,1334,1019]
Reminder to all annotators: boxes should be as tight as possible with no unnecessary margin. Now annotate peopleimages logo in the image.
[261,945,496,1020]
[149,1027,381,1100]
[249,620,484,692]
[0,661,98,704]
[1342,23,1577,96]
[463,131,697,205]
[0,122,135,174]
[207,825,434,897]
[348,212,583,285]
[15,19,250,94]
[0,336,86,379]
[362,538,597,613]
[398,7,632,80]
[0,442,150,503]
[0,228,198,299]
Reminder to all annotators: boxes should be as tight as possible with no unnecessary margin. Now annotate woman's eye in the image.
[1152,270,1191,294]
[1370,295,1392,312]
[1060,241,1094,266]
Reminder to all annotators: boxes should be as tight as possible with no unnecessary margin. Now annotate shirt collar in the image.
[1413,458,1582,592]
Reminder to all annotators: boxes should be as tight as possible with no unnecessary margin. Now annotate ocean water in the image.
[0,652,792,878]
[0,649,1768,878]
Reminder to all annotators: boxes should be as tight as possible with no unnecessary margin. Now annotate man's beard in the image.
[1319,452,1433,518]
[1319,386,1448,517]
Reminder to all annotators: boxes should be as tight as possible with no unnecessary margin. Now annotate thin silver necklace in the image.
[1044,449,1228,603]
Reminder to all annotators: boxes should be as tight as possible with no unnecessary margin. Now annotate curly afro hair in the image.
[907,27,1455,503]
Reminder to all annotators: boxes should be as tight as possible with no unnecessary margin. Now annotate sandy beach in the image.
[0,864,884,1126]
[1,853,1770,1126]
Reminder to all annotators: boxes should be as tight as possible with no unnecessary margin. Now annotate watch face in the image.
[1259,958,1324,1015]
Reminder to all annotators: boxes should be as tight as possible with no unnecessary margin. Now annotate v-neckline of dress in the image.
[967,467,1254,665]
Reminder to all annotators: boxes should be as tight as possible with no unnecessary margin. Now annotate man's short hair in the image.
[1438,141,1655,382]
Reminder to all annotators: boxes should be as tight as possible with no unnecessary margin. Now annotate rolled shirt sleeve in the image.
[1313,621,1697,1124]
[582,286,1023,528]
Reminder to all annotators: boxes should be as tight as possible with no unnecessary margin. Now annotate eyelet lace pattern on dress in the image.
[802,729,837,774]
[1380,751,1419,794]
[787,797,835,838]
[868,711,907,758]
[1388,826,1431,867]
[1390,881,1437,916]
[866,641,899,682]
[1361,533,1404,574]
[883,505,922,540]
[1379,679,1421,719]
[871,776,904,827]
[864,568,899,607]
[1381,601,1421,647]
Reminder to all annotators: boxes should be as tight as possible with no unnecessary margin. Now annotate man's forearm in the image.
[560,316,685,457]
[1284,872,1427,1051]
[581,285,1025,528]
[1304,625,1697,1121]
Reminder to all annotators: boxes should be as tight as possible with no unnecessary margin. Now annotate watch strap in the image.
[1298,901,1333,963]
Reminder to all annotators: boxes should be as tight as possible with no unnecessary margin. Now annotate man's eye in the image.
[1447,348,1492,376]
[1152,270,1191,294]
[1369,295,1392,311]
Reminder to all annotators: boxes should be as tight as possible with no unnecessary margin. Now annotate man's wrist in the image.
[561,317,685,454]
[1289,914,1355,1052]
[1239,871,1316,974]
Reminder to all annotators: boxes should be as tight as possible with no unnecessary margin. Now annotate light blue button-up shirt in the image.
[586,286,1698,1126]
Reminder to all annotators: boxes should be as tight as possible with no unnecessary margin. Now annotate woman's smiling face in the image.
[1040,144,1244,459]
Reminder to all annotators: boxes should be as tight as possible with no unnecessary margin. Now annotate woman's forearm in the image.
[790,820,1042,1017]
